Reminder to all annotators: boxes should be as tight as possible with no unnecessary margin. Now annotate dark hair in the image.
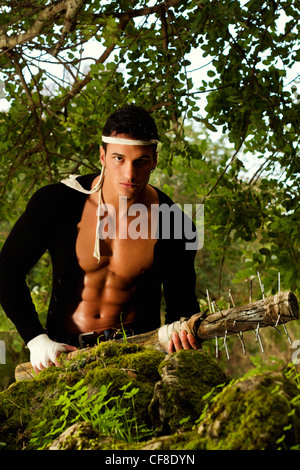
[102,104,158,152]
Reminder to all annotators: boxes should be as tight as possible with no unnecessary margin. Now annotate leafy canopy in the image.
[0,0,299,300]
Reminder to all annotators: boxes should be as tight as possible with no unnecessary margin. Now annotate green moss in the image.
[150,349,230,434]
[62,341,148,373]
[1,342,300,451]
[198,371,300,450]
[117,348,166,382]
[49,422,124,450]
[161,349,229,384]
[84,361,158,431]
[0,343,164,449]
[93,341,145,362]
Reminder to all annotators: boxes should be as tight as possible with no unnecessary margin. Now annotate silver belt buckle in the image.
[78,331,96,348]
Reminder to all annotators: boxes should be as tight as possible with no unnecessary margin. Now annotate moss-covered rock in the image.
[149,349,229,434]
[0,342,167,450]
[48,422,128,451]
[197,371,300,450]
[1,341,300,451]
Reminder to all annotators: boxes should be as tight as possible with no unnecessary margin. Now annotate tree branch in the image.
[93,0,184,21]
[0,0,184,51]
[0,0,70,49]
[57,16,130,109]
[52,0,86,57]
[6,50,53,181]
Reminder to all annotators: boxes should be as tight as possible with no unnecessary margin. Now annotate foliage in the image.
[188,357,300,450]
[1,342,300,450]
[30,379,152,449]
[152,122,300,305]
[0,0,298,196]
[0,342,165,450]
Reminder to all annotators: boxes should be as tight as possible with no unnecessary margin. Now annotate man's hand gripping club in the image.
[158,316,201,354]
[27,334,77,374]
[167,329,201,353]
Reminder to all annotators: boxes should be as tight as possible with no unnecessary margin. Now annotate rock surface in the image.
[0,341,300,450]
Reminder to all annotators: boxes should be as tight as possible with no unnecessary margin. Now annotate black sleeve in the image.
[162,243,200,325]
[0,185,55,344]
[159,206,200,324]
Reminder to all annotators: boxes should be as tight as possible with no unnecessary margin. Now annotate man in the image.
[0,105,200,374]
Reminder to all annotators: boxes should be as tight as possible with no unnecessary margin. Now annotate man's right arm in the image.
[0,187,54,344]
[0,185,79,372]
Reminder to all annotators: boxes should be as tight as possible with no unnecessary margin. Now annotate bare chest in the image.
[75,197,157,279]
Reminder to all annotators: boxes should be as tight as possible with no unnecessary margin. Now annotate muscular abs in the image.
[64,189,158,335]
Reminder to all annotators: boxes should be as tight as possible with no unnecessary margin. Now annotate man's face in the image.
[100,134,157,200]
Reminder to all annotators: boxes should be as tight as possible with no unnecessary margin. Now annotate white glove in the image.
[27,334,68,372]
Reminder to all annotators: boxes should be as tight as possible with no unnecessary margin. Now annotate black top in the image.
[0,174,200,345]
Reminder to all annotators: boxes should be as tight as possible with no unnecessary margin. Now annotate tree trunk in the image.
[15,291,299,381]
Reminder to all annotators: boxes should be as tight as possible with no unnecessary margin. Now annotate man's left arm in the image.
[162,235,201,352]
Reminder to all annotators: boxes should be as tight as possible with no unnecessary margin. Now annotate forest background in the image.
[0,0,299,389]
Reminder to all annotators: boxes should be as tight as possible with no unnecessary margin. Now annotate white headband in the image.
[102,136,158,146]
[61,166,106,262]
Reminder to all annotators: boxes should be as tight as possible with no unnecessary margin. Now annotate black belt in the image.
[74,328,135,348]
